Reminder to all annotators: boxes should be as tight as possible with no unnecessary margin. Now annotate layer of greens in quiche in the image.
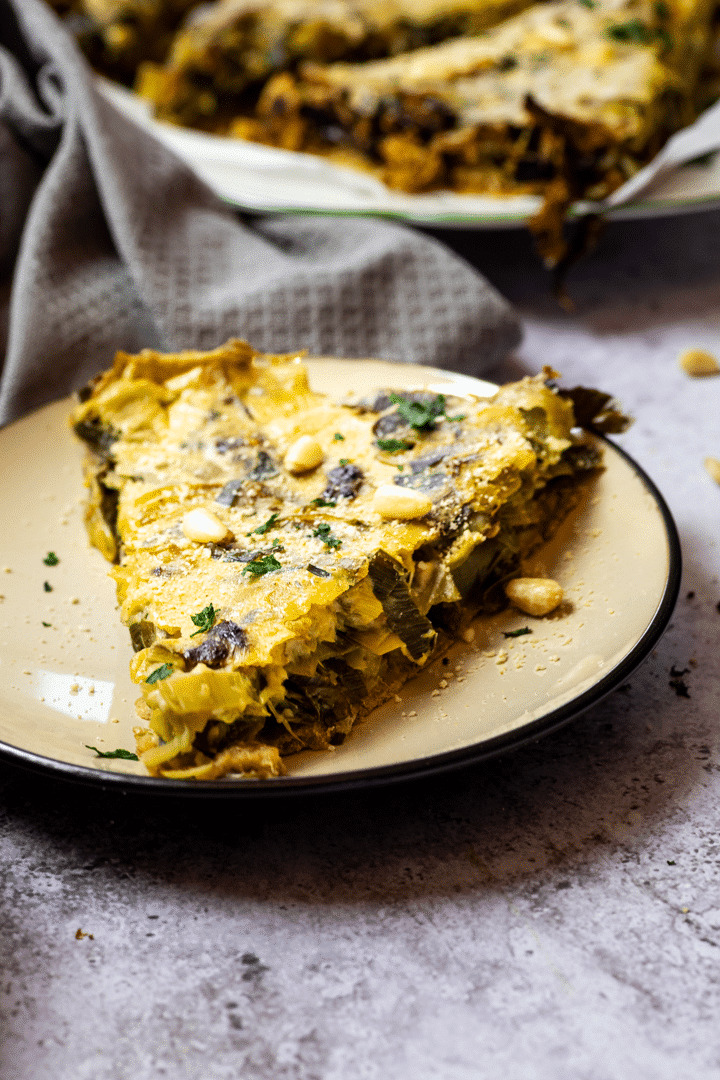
[72,340,607,780]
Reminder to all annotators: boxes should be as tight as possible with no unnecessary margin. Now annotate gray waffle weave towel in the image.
[0,0,521,426]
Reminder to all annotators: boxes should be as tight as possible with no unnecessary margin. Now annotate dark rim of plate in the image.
[0,436,681,798]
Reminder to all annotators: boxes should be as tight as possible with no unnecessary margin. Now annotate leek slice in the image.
[368,551,436,664]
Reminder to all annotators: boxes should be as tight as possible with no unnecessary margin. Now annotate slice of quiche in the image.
[72,340,603,780]
[248,0,714,262]
[134,0,537,130]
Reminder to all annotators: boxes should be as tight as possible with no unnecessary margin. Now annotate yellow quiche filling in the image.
[72,340,606,780]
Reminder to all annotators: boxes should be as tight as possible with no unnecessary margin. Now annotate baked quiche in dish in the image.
[71,340,606,780]
[240,0,715,258]
[51,0,718,261]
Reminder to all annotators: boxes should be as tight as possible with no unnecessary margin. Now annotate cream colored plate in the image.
[100,77,720,227]
[0,360,679,794]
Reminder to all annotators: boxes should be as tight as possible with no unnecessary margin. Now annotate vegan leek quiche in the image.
[50,0,717,262]
[238,0,715,260]
[72,341,603,780]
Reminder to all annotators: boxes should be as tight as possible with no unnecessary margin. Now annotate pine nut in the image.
[284,435,324,474]
[505,577,563,616]
[679,349,720,377]
[705,457,720,484]
[373,485,433,519]
[182,507,232,544]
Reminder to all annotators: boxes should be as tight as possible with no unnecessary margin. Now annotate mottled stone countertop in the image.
[2,209,720,1080]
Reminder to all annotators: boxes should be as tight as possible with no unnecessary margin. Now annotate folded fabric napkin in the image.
[0,0,520,427]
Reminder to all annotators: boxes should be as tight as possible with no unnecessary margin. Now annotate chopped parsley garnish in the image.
[313,523,342,549]
[578,0,596,8]
[86,745,139,760]
[311,497,336,507]
[654,0,670,19]
[190,603,217,636]
[605,18,672,51]
[339,458,350,466]
[250,513,279,535]
[606,18,650,41]
[333,432,345,441]
[389,393,463,430]
[271,538,284,551]
[376,437,414,453]
[242,554,282,576]
[503,627,532,638]
[390,393,447,431]
[43,581,52,592]
[42,621,52,628]
[43,552,59,566]
[146,663,174,684]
